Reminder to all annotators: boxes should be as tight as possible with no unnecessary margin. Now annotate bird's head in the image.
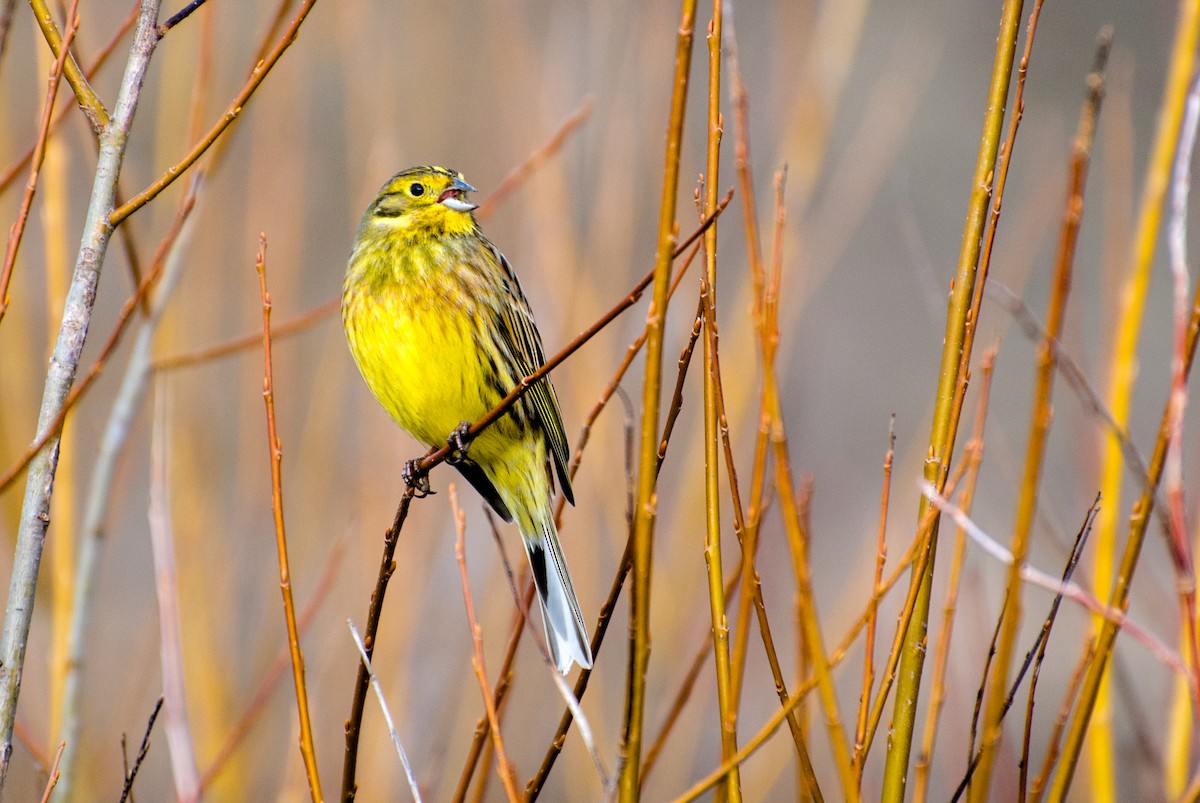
[366,165,479,238]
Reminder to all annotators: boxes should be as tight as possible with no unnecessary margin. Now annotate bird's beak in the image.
[438,177,478,212]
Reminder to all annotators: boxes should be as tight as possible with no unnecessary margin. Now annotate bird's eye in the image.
[409,182,425,197]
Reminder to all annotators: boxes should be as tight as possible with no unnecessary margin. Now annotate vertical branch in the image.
[450,487,521,803]
[912,351,997,803]
[880,0,1025,797]
[698,2,740,800]
[969,21,1104,800]
[1090,1,1200,797]
[0,0,78,322]
[1048,260,1200,799]
[855,417,896,775]
[257,237,323,802]
[619,0,698,798]
[0,0,162,787]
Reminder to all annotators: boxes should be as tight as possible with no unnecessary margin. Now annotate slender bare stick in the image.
[257,236,323,801]
[347,621,423,802]
[1089,0,1200,793]
[618,2,698,796]
[109,1,319,226]
[0,2,161,788]
[202,543,344,792]
[37,742,66,803]
[882,1,1026,796]
[450,486,521,803]
[0,0,78,322]
[971,20,1103,799]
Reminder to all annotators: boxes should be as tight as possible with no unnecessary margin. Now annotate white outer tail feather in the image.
[523,518,592,674]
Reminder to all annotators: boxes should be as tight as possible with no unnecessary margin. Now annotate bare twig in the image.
[118,698,164,803]
[37,742,66,803]
[450,487,521,803]
[619,1,699,795]
[0,0,78,322]
[109,0,320,226]
[257,236,323,801]
[347,620,423,802]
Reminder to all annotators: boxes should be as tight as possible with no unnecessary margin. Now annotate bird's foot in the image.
[447,422,473,465]
[402,459,435,498]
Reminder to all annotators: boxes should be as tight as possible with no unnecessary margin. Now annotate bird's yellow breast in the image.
[343,274,494,449]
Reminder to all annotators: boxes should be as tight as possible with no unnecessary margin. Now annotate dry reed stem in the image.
[912,350,997,803]
[881,1,1025,797]
[0,0,78,322]
[722,7,768,719]
[1029,637,1096,798]
[118,698,163,802]
[257,236,323,802]
[619,1,698,796]
[641,561,742,783]
[1090,2,1200,797]
[451,580,532,802]
[947,498,1100,800]
[347,621,423,802]
[751,167,855,799]
[972,14,1100,797]
[450,486,521,803]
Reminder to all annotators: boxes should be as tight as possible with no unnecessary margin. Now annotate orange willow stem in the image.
[257,237,322,802]
[618,0,697,797]
[880,0,1024,797]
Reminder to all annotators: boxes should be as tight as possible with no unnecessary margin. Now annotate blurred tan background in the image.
[0,0,1191,799]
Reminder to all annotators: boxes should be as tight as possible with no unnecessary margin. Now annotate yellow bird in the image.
[342,165,592,673]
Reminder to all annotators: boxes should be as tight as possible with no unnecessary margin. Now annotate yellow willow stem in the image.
[618,0,697,798]
[700,2,739,801]
[879,1,1025,799]
[1089,2,1200,800]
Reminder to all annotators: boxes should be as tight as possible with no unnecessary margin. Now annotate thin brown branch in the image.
[474,98,594,220]
[450,487,521,803]
[341,492,414,801]
[109,0,320,227]
[0,1,138,198]
[200,542,343,792]
[37,742,65,803]
[0,0,78,323]
[257,236,322,802]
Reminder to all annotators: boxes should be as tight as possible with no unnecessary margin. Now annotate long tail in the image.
[522,516,592,674]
